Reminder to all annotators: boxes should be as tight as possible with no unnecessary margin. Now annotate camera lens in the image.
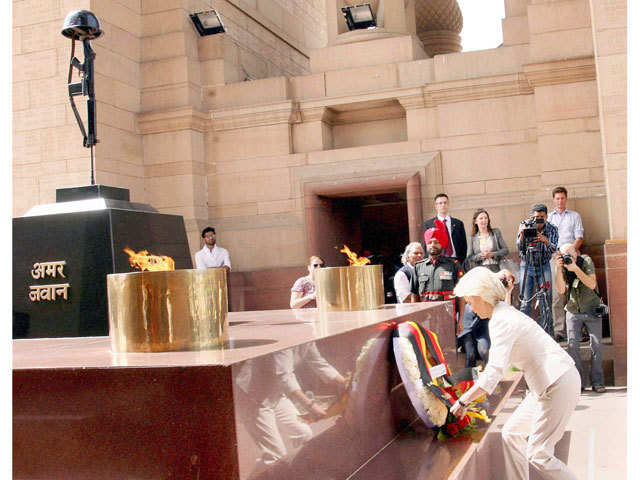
[561,254,573,265]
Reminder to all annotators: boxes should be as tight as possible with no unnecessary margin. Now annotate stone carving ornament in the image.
[415,0,463,56]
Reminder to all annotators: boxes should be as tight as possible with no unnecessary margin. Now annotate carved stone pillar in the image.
[415,0,463,56]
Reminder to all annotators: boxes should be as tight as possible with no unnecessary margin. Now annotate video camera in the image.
[519,215,545,252]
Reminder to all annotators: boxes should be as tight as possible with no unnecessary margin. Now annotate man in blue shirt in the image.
[516,204,558,336]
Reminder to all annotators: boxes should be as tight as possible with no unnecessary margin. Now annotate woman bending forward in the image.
[451,267,580,480]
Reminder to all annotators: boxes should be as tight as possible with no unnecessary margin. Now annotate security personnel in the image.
[409,221,464,325]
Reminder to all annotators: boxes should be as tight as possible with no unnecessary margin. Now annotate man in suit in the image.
[422,193,467,264]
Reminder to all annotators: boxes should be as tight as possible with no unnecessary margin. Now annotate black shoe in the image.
[555,333,566,342]
[592,385,606,393]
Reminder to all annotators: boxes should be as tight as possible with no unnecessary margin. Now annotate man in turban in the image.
[409,219,465,326]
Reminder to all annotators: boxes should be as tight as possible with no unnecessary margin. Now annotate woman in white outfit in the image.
[450,267,580,480]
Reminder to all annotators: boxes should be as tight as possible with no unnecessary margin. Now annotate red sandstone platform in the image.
[13,303,517,480]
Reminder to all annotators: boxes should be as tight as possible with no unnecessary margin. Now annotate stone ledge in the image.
[523,56,596,87]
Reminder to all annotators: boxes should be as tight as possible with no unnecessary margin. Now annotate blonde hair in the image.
[453,267,507,306]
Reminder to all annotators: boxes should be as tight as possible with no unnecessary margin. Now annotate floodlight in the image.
[190,10,226,36]
[341,4,376,31]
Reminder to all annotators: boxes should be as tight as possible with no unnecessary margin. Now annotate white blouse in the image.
[475,302,576,396]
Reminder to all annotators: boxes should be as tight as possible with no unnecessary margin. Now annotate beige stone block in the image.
[219,226,305,271]
[290,74,325,100]
[257,0,285,29]
[589,167,605,182]
[97,103,137,132]
[332,118,407,149]
[211,168,292,205]
[446,181,486,197]
[536,116,600,136]
[217,1,249,31]
[214,153,307,174]
[142,9,186,36]
[292,121,328,153]
[603,112,626,155]
[141,83,200,111]
[527,1,591,34]
[198,35,224,61]
[210,76,290,109]
[13,49,57,83]
[107,78,141,112]
[141,0,183,14]
[529,28,593,62]
[600,93,625,115]
[502,16,530,46]
[14,0,62,27]
[310,35,426,74]
[603,167,626,238]
[239,47,269,80]
[604,153,625,171]
[13,130,42,165]
[538,131,603,171]
[99,21,141,62]
[506,0,528,17]
[142,57,189,89]
[433,45,528,83]
[438,95,535,137]
[40,125,88,161]
[540,168,591,185]
[534,81,598,122]
[405,108,438,141]
[258,199,298,215]
[92,0,141,37]
[92,47,139,89]
[13,176,40,216]
[574,195,611,245]
[591,0,626,31]
[13,81,29,111]
[90,156,145,178]
[13,27,22,56]
[595,27,626,56]
[142,32,187,62]
[144,161,206,178]
[211,203,259,218]
[143,130,203,165]
[98,124,144,163]
[307,140,421,164]
[442,143,539,183]
[397,59,435,87]
[485,177,542,195]
[146,174,204,208]
[596,54,626,97]
[201,59,226,86]
[20,20,66,54]
[28,75,70,108]
[209,124,291,161]
[14,104,67,132]
[325,64,398,96]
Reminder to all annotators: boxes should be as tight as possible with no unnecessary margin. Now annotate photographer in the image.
[554,244,606,393]
[516,204,558,336]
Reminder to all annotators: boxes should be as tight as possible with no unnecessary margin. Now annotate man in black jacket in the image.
[422,193,467,264]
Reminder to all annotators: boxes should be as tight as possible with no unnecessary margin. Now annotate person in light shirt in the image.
[194,226,231,271]
[450,267,580,480]
[393,242,424,303]
[548,186,585,342]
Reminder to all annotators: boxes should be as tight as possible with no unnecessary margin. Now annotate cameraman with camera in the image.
[554,243,606,393]
[516,204,558,336]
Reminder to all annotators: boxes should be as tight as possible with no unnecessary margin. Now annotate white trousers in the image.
[501,367,581,479]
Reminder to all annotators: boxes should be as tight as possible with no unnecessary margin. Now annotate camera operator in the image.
[516,204,558,336]
[554,244,606,393]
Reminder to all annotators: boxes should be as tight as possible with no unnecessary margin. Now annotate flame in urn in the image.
[123,247,175,272]
[339,245,371,266]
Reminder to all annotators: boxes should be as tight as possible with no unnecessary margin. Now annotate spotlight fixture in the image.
[190,10,226,36]
[341,4,376,31]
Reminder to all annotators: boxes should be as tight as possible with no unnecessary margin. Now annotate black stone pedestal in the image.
[13,185,193,339]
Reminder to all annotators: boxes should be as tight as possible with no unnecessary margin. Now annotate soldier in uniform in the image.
[408,220,465,326]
